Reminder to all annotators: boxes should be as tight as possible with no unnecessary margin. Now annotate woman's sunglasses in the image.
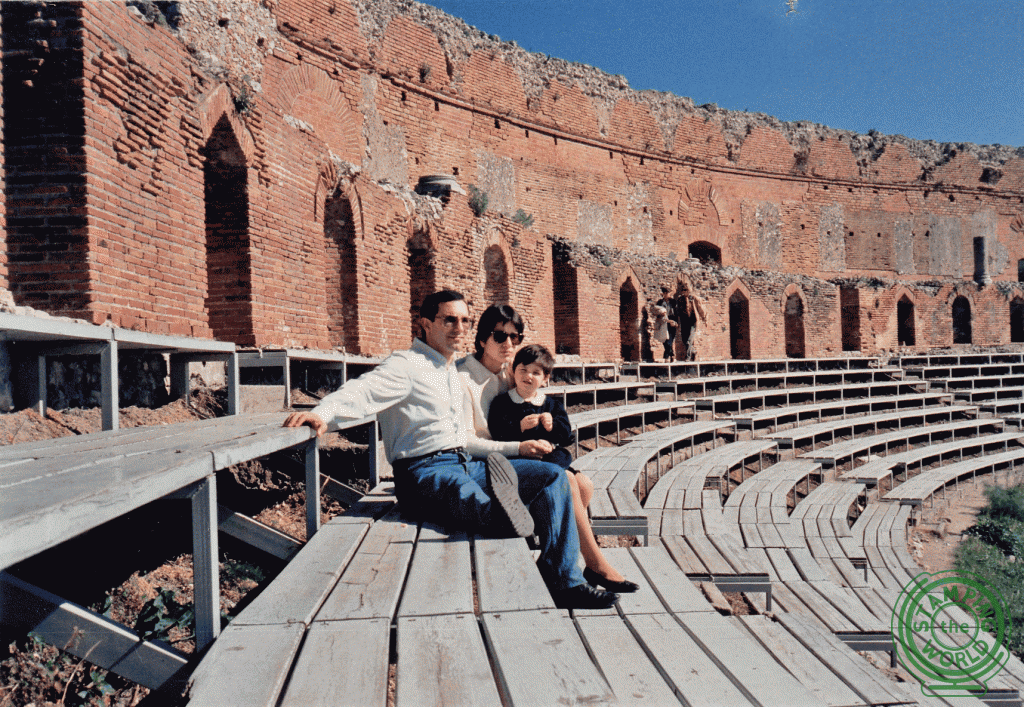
[489,331,523,345]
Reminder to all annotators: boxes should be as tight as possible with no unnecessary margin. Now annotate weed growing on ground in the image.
[956,483,1024,660]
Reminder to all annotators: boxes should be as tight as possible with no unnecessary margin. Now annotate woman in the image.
[458,304,638,592]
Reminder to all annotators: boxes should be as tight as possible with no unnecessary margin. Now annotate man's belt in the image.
[392,447,466,471]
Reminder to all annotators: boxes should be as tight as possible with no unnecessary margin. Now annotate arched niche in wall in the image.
[840,287,861,352]
[952,295,973,345]
[552,245,580,356]
[897,293,916,347]
[783,286,806,359]
[408,226,437,340]
[202,113,254,344]
[726,281,752,360]
[321,173,360,350]
[688,241,722,266]
[480,225,515,308]
[1011,296,1024,344]
[617,271,642,362]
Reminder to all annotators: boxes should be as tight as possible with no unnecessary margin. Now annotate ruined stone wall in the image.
[3,0,1024,360]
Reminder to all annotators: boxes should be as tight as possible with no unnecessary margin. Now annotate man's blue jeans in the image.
[392,451,585,591]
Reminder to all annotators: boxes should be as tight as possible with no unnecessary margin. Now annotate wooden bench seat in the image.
[666,366,904,400]
[802,418,1006,472]
[572,419,734,542]
[899,352,1024,368]
[644,439,778,538]
[761,404,980,452]
[731,392,955,434]
[951,384,1024,403]
[882,445,1024,506]
[568,398,696,452]
[695,380,928,415]
[835,430,1024,487]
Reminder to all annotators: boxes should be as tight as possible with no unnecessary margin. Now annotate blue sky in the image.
[420,0,1024,148]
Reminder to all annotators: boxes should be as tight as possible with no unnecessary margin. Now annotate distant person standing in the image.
[656,286,677,362]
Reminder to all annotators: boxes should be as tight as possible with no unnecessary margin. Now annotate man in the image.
[284,289,617,609]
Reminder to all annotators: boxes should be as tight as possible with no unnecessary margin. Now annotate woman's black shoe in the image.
[552,583,619,610]
[583,566,639,593]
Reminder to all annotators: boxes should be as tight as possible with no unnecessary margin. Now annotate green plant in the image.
[134,588,194,643]
[512,209,534,229]
[955,538,1024,658]
[467,184,488,217]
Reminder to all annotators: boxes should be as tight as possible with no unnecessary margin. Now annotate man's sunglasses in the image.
[489,331,523,345]
[436,315,474,329]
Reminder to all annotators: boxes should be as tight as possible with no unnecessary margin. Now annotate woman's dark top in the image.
[488,391,573,470]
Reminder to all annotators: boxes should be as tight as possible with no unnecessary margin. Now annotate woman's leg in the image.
[566,471,627,583]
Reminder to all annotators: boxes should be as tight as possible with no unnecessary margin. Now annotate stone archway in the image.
[897,295,916,347]
[784,290,805,359]
[729,289,751,360]
[952,296,972,344]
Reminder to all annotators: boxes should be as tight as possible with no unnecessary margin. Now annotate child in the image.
[487,344,573,470]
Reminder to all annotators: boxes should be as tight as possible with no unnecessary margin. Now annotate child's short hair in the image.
[512,343,555,376]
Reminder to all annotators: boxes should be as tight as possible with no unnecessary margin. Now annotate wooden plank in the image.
[216,504,303,560]
[679,612,823,707]
[575,614,681,706]
[685,534,735,575]
[786,582,860,633]
[395,614,502,707]
[766,547,803,582]
[777,612,912,706]
[788,547,831,582]
[232,522,368,626]
[281,619,389,707]
[316,539,414,621]
[661,534,710,575]
[397,528,473,617]
[474,537,555,613]
[481,610,616,706]
[626,612,755,706]
[2,450,214,570]
[629,546,715,613]
[595,548,666,615]
[187,623,304,707]
[191,476,219,651]
[734,616,868,707]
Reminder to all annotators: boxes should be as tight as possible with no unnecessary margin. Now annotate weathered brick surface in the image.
[3,0,1024,362]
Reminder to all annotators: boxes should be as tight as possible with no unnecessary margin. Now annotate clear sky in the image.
[419,0,1024,149]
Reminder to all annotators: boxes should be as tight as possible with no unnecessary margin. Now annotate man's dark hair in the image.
[474,304,525,357]
[512,343,555,376]
[420,289,465,322]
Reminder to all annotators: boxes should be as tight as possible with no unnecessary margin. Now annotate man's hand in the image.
[520,414,542,432]
[518,439,554,458]
[282,411,328,437]
[539,412,553,431]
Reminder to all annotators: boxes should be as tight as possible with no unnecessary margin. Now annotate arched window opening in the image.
[729,290,751,360]
[324,191,358,349]
[688,241,722,266]
[952,296,972,345]
[1018,259,1024,283]
[784,293,805,359]
[553,250,580,355]
[203,115,253,343]
[1011,298,1024,343]
[408,229,436,340]
[619,280,640,361]
[897,297,915,347]
[840,287,861,352]
[484,245,509,306]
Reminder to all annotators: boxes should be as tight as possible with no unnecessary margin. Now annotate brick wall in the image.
[3,0,1024,363]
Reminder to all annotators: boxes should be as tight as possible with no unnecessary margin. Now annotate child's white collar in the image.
[510,389,546,406]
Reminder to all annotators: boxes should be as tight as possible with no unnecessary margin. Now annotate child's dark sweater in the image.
[488,390,573,469]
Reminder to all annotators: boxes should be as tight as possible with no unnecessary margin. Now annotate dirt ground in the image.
[907,476,1004,573]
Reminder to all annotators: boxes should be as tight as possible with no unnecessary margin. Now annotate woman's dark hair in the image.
[419,289,465,322]
[512,343,555,375]
[474,304,524,357]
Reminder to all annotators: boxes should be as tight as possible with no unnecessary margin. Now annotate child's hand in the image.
[519,439,555,458]
[521,414,542,432]
[539,412,553,431]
